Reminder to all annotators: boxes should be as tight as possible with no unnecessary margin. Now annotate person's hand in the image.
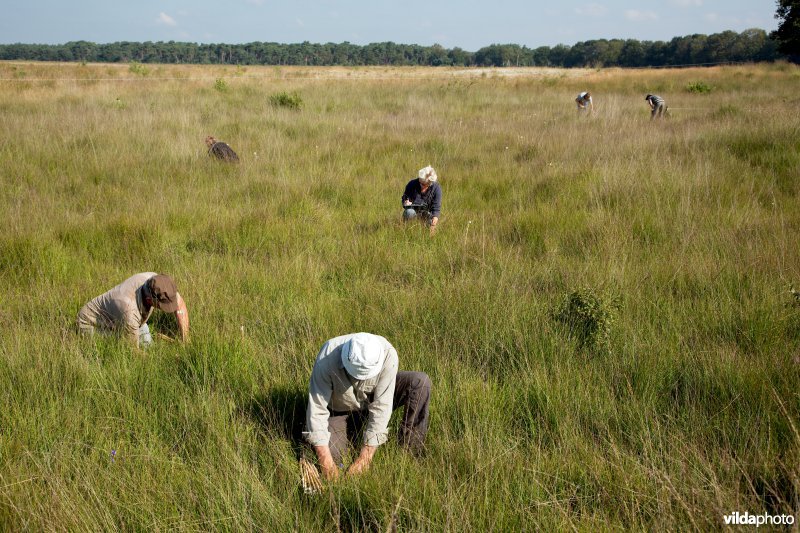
[175,294,190,343]
[346,457,370,476]
[346,445,376,477]
[314,445,339,481]
[320,458,339,481]
[403,200,412,206]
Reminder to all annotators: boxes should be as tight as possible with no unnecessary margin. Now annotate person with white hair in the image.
[402,165,442,233]
[303,332,431,480]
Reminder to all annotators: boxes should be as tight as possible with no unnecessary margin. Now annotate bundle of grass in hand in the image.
[299,455,323,495]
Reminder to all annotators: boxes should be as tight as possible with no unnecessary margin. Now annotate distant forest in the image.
[0,29,782,68]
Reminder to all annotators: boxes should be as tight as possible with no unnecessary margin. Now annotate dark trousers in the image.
[326,371,431,464]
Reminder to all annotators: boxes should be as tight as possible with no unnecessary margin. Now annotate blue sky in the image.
[1,1,778,51]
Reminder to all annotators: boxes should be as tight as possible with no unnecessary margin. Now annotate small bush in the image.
[553,287,619,354]
[686,81,712,93]
[269,91,303,110]
[128,62,149,77]
[213,78,229,93]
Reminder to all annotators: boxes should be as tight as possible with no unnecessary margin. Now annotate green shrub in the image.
[686,81,712,93]
[269,91,303,110]
[553,288,618,354]
[213,78,229,93]
[128,62,149,77]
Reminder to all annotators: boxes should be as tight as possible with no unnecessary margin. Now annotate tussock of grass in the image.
[0,62,798,530]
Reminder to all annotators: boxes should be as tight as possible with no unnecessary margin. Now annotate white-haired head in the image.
[418,165,438,184]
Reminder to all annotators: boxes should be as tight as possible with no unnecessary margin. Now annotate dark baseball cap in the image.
[148,274,179,313]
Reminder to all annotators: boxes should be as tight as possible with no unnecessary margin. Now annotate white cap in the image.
[418,165,438,183]
[341,333,386,380]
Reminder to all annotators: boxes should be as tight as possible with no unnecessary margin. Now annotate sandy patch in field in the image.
[274,66,593,80]
[0,61,594,82]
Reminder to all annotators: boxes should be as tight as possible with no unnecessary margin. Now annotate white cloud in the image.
[704,12,719,22]
[624,10,658,21]
[574,3,607,17]
[156,12,177,26]
[669,0,702,6]
[245,0,264,5]
[296,18,305,27]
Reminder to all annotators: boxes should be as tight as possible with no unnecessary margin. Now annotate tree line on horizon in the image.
[0,29,783,68]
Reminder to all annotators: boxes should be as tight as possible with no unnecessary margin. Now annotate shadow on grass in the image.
[244,385,307,457]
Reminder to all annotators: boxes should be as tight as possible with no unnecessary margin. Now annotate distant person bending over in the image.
[77,273,189,348]
[402,165,442,234]
[575,91,593,113]
[645,94,667,119]
[205,135,240,162]
[303,332,431,480]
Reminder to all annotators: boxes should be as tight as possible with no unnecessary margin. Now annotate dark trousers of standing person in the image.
[327,371,431,465]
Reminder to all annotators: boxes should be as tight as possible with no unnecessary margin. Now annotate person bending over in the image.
[303,332,431,479]
[205,135,240,162]
[575,91,593,113]
[645,94,667,119]
[77,272,189,348]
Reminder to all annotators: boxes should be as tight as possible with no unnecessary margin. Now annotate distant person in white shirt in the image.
[575,91,593,113]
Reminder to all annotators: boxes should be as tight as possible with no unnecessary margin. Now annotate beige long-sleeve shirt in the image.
[76,272,156,346]
[303,333,399,447]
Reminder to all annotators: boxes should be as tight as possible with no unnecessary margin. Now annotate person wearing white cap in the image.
[302,332,431,479]
[575,91,593,113]
[402,165,442,234]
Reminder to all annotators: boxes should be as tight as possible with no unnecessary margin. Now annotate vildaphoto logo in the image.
[723,511,795,527]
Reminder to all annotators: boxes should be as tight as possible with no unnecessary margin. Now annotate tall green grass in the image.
[0,62,798,530]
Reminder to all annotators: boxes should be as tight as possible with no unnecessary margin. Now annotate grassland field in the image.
[0,61,799,531]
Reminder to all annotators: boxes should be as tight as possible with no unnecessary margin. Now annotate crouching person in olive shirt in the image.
[303,332,431,479]
[77,272,189,348]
